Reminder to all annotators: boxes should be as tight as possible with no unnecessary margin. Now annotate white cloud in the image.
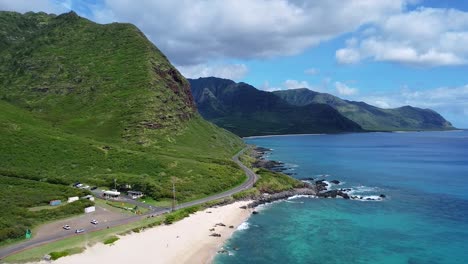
[283,80,311,89]
[0,0,67,13]
[88,0,409,65]
[177,63,248,81]
[304,68,319,75]
[335,82,358,95]
[259,81,281,92]
[336,7,468,66]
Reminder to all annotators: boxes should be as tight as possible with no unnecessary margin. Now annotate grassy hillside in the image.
[0,11,245,241]
[189,77,363,136]
[274,88,455,131]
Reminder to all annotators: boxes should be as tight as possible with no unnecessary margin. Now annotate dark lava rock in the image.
[315,180,329,192]
[252,211,259,215]
[318,190,350,199]
[229,225,234,228]
[379,194,386,198]
[240,205,247,209]
[210,233,221,237]
[330,180,340,185]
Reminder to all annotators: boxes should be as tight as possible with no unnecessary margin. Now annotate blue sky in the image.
[1,0,468,127]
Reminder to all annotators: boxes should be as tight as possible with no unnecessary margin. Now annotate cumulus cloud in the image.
[86,0,409,66]
[283,80,313,89]
[335,82,358,95]
[177,63,248,81]
[336,7,468,66]
[359,85,468,127]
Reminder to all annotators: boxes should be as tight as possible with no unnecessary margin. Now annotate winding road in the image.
[0,147,257,261]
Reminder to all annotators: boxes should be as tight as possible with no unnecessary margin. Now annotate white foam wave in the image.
[287,194,316,200]
[237,222,250,231]
[345,185,380,195]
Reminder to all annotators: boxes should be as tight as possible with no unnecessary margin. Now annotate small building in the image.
[68,196,79,203]
[84,206,95,213]
[127,191,144,199]
[103,190,120,199]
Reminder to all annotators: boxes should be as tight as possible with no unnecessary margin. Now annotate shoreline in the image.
[45,201,252,264]
[242,129,464,139]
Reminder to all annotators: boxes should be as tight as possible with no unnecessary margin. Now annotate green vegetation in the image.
[232,188,260,199]
[0,11,245,243]
[49,248,84,260]
[274,88,455,131]
[138,197,172,207]
[0,175,93,243]
[103,236,120,245]
[189,77,363,137]
[105,200,148,214]
[164,205,201,225]
[254,169,305,193]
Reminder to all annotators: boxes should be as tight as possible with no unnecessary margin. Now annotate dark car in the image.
[75,229,85,234]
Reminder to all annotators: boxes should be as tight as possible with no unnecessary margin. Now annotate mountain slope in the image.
[0,11,245,206]
[189,77,363,136]
[274,88,454,131]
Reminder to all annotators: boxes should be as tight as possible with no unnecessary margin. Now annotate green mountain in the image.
[274,88,455,131]
[189,77,363,136]
[0,11,245,213]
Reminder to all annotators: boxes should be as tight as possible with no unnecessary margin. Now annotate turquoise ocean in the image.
[215,131,468,264]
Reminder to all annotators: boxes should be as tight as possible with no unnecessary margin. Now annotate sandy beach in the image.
[51,201,252,264]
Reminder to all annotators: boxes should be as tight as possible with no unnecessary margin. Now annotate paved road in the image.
[0,147,257,261]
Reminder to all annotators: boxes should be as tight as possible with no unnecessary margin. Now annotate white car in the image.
[91,219,98,225]
[75,229,85,234]
[63,225,71,230]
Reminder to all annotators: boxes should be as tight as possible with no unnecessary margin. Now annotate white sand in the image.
[53,201,252,264]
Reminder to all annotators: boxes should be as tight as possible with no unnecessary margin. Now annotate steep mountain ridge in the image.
[0,11,245,206]
[189,77,363,136]
[274,88,454,131]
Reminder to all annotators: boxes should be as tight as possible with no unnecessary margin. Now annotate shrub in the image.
[49,251,69,260]
[103,236,119,245]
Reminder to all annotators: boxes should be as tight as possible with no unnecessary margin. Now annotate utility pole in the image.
[172,180,176,212]
[114,178,117,190]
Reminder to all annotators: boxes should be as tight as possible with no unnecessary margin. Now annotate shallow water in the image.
[215,131,468,264]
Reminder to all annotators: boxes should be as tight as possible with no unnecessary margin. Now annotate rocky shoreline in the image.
[245,146,387,208]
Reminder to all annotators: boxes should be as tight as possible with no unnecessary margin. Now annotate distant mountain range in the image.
[189,77,454,136]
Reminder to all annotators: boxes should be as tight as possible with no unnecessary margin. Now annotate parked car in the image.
[91,219,99,225]
[75,229,85,234]
[63,225,71,230]
[90,186,97,190]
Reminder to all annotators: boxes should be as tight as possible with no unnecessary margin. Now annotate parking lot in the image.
[32,205,131,241]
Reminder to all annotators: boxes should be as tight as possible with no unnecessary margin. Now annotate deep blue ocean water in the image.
[215,131,468,264]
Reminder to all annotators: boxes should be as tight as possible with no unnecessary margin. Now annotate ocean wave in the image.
[346,185,380,195]
[237,222,250,231]
[287,194,316,200]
